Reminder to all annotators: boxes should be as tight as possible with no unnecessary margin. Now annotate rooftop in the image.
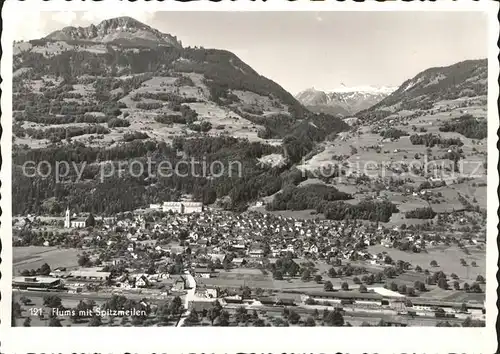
[13,276,60,284]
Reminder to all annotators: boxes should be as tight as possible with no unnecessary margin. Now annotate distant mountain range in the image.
[296,85,398,116]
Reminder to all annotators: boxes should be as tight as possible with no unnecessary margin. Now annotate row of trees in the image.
[409,133,463,148]
[439,114,487,139]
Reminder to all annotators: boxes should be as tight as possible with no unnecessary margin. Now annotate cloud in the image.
[51,11,78,26]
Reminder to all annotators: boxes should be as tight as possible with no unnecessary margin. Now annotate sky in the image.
[15,11,489,94]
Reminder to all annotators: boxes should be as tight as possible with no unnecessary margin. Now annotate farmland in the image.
[13,246,81,274]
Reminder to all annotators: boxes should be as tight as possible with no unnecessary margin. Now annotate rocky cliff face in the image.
[45,16,182,48]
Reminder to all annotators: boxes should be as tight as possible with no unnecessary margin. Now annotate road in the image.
[176,272,197,327]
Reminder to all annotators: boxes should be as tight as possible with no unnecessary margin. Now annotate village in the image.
[12,201,486,327]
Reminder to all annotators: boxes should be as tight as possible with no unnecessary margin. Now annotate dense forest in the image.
[267,185,398,222]
[409,133,463,148]
[439,114,487,139]
[13,135,313,215]
[267,184,352,211]
[405,207,437,219]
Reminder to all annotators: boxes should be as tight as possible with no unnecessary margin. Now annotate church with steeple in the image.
[64,206,95,229]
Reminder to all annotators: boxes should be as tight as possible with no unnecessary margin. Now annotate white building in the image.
[64,206,92,228]
[162,201,203,214]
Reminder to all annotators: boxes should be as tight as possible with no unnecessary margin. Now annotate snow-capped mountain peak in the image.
[296,85,398,116]
[330,84,398,94]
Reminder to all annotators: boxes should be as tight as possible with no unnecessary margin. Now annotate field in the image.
[367,245,486,284]
[13,246,81,274]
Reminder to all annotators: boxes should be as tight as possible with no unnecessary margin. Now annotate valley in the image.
[11,16,488,328]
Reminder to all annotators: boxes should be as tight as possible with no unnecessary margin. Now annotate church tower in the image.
[64,206,71,228]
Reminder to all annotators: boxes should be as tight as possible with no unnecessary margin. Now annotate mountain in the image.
[12,17,349,215]
[296,85,397,116]
[357,59,487,120]
[44,16,182,48]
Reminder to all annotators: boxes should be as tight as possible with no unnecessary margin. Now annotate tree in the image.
[253,318,265,327]
[390,282,398,292]
[323,281,334,292]
[282,307,290,319]
[415,265,422,273]
[353,277,361,284]
[23,317,31,327]
[186,309,199,324]
[463,282,470,292]
[436,321,452,327]
[406,287,415,296]
[430,260,438,267]
[169,296,183,315]
[328,267,337,278]
[471,261,477,267]
[273,270,284,280]
[414,281,426,292]
[476,275,485,284]
[78,254,92,267]
[88,315,102,327]
[87,213,96,227]
[359,284,368,293]
[214,311,230,327]
[469,282,482,293]
[305,298,317,306]
[341,282,349,291]
[43,295,62,309]
[241,286,252,299]
[12,301,22,319]
[438,278,449,290]
[288,310,301,325]
[305,317,316,327]
[314,275,322,283]
[325,309,344,326]
[453,281,460,290]
[301,269,312,282]
[49,317,62,327]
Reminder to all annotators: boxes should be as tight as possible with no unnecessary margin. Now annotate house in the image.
[162,201,203,214]
[172,276,186,291]
[231,258,247,267]
[162,202,184,214]
[12,276,62,290]
[308,245,319,254]
[183,202,203,214]
[248,249,264,258]
[135,275,151,288]
[194,268,218,278]
[195,287,218,298]
[68,270,111,281]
